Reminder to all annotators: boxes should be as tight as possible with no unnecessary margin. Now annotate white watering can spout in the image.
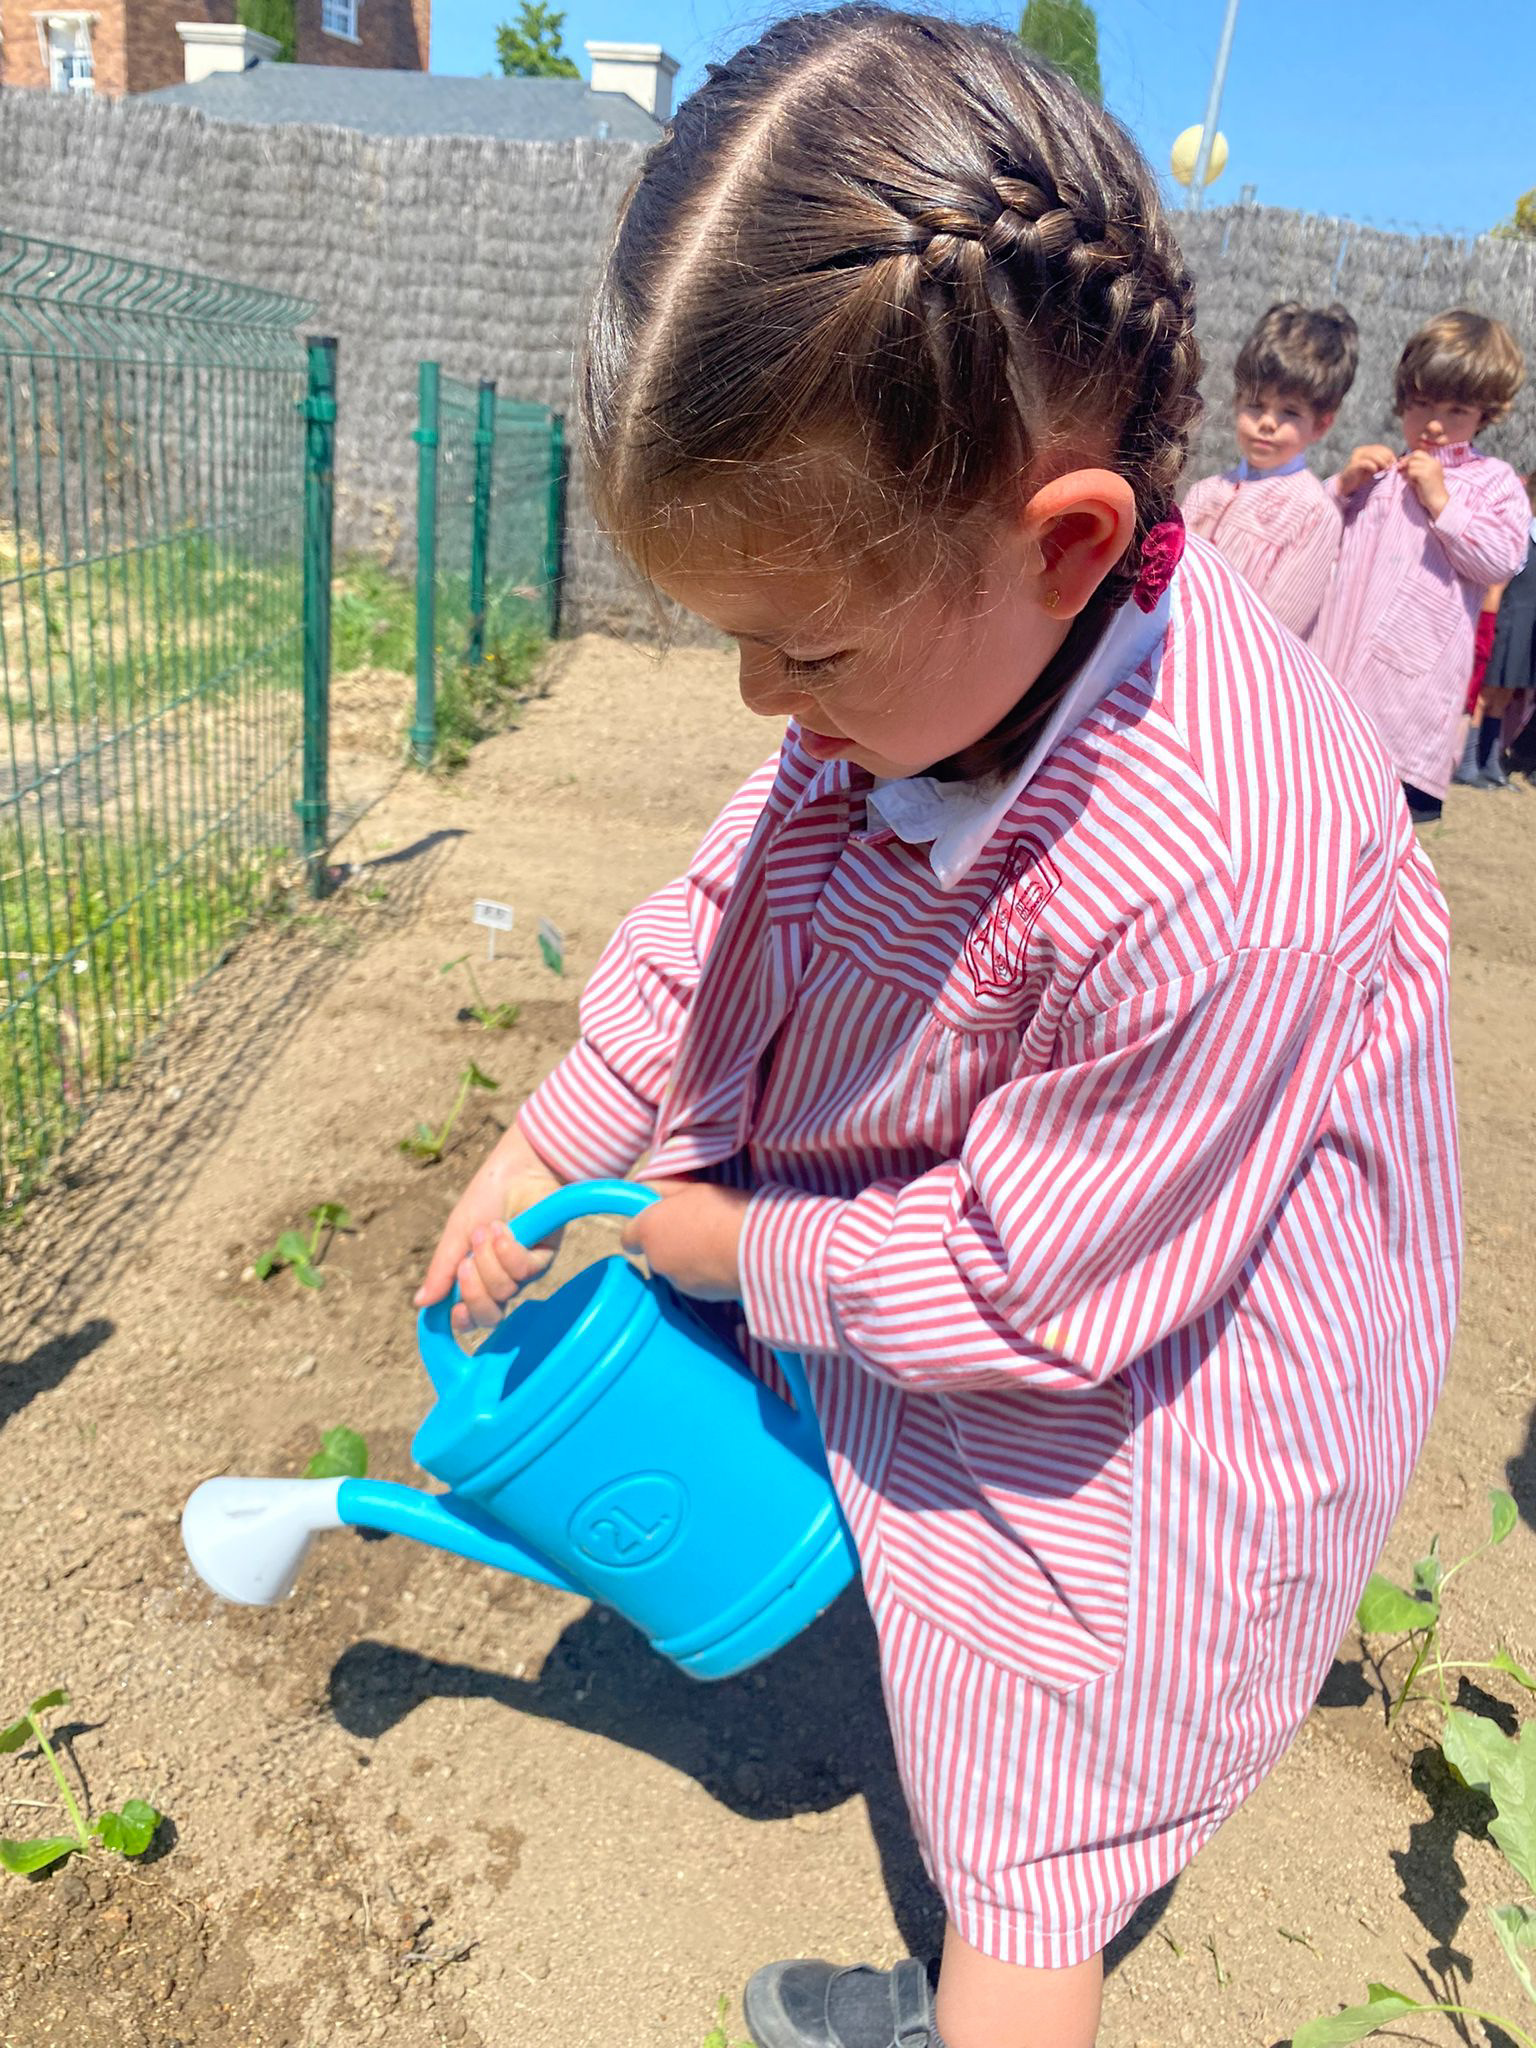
[181,1476,346,1605]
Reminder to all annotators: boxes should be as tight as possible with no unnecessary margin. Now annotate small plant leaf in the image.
[28,1690,67,1718]
[253,1248,280,1279]
[1291,1983,1425,2047]
[294,1262,325,1290]
[0,1716,33,1755]
[94,1799,161,1858]
[275,1230,310,1265]
[1494,1649,1536,1691]
[304,1426,368,1480]
[1441,1708,1536,1892]
[399,1135,442,1160]
[440,954,470,974]
[465,1061,498,1092]
[1491,1489,1519,1546]
[0,1834,80,1876]
[1489,1903,1536,2005]
[1356,1573,1436,1635]
[308,1203,352,1233]
[1412,1539,1444,1602]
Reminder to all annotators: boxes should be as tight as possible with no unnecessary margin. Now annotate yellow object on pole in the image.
[1170,124,1229,188]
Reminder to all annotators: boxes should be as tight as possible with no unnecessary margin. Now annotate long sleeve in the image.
[518,763,776,1180]
[740,944,1363,1394]
[1428,467,1531,586]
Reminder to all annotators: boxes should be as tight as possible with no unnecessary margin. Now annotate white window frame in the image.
[320,0,359,41]
[36,10,96,93]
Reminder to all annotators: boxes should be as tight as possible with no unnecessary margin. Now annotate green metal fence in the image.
[412,364,564,764]
[0,231,315,1208]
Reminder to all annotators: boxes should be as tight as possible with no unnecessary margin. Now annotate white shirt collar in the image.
[865,579,1173,889]
[1237,451,1308,482]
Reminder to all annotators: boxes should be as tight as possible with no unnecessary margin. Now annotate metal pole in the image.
[544,411,566,638]
[298,334,336,897]
[410,359,440,766]
[466,377,497,668]
[1187,0,1241,211]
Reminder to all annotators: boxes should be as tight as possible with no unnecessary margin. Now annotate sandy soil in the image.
[2,632,1535,2048]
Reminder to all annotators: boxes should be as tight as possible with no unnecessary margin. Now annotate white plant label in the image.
[473,897,515,959]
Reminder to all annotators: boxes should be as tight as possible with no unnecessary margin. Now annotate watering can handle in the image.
[416,1180,826,1458]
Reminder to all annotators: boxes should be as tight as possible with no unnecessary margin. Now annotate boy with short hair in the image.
[1183,301,1359,642]
[1319,308,1530,825]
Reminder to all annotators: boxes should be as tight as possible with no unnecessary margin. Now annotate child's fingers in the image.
[417,1222,473,1307]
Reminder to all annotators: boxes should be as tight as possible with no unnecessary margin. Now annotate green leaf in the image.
[1291,1983,1425,2047]
[1494,1649,1536,1690]
[1491,1489,1520,1546]
[1412,1539,1444,1603]
[1441,1708,1536,1891]
[1490,1903,1536,2004]
[440,954,470,974]
[0,1716,32,1754]
[294,1262,324,1290]
[275,1230,310,1265]
[94,1799,161,1858]
[308,1203,351,1232]
[1356,1573,1437,1635]
[28,1690,67,1718]
[465,1062,498,1092]
[253,1248,280,1279]
[0,1834,79,1876]
[304,1427,367,1480]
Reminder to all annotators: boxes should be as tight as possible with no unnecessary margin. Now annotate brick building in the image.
[0,0,430,99]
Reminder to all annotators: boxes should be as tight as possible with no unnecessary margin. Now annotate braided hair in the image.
[585,6,1202,774]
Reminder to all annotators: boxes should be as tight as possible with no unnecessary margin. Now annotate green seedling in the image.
[253,1202,352,1291]
[701,1997,752,2048]
[1295,1488,1536,2047]
[440,954,519,1031]
[0,1689,160,1876]
[399,1062,498,1164]
[304,1426,368,1480]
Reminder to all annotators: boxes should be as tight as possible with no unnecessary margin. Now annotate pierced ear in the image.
[1023,469,1138,619]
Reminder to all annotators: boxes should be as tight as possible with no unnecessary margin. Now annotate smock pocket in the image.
[1366,566,1459,675]
[868,1378,1137,1694]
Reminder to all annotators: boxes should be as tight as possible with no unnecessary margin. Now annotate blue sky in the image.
[431,0,1532,238]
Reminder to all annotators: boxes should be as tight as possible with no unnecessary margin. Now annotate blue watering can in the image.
[181,1180,855,1679]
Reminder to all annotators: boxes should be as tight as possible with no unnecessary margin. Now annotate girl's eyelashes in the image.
[780,650,850,680]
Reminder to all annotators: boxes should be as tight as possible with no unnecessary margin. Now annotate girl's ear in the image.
[1310,409,1336,442]
[1020,469,1139,619]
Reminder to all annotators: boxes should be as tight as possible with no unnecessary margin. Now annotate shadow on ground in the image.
[0,1317,113,1435]
[331,1584,1174,1970]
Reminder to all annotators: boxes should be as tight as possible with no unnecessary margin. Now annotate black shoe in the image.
[743,1958,935,2048]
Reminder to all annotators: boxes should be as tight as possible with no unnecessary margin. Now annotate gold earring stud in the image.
[1044,588,1061,611]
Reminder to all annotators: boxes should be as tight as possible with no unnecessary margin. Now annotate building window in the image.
[40,13,94,92]
[320,0,358,37]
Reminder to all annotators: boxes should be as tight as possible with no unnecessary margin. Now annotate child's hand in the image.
[1399,449,1451,519]
[415,1119,564,1335]
[1337,444,1397,495]
[621,1181,751,1301]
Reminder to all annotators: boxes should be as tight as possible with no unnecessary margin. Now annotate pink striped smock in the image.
[518,537,1460,1968]
[1182,460,1341,643]
[1317,443,1530,798]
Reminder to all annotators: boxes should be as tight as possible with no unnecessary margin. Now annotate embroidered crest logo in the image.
[965,841,1059,997]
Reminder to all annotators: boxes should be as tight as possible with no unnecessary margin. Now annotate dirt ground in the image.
[3,632,1535,2048]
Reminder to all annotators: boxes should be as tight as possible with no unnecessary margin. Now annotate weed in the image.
[253,1202,352,1291]
[304,1427,367,1480]
[430,621,546,773]
[1294,1488,1536,2046]
[331,557,415,675]
[440,954,519,1031]
[701,1996,752,2048]
[0,1689,160,1876]
[399,1061,498,1163]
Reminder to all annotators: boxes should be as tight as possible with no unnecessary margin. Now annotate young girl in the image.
[418,15,1460,2045]
[1182,300,1358,643]
[1317,309,1529,824]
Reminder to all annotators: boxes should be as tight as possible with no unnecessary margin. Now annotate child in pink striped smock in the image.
[1182,301,1357,642]
[418,15,1460,2046]
[1317,309,1530,824]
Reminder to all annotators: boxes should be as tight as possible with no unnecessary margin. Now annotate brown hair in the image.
[1395,309,1526,426]
[582,7,1202,772]
[1233,301,1359,415]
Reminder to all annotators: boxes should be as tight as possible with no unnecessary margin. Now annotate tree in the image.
[237,0,295,63]
[495,2,579,79]
[1492,188,1536,240]
[1018,0,1101,102]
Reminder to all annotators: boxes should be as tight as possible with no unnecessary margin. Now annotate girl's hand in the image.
[1338,444,1397,495]
[621,1181,750,1301]
[415,1119,564,1335]
[1399,449,1451,519]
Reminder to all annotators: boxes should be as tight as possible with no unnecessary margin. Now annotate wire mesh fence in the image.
[0,230,313,1208]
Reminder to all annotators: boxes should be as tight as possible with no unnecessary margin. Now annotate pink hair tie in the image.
[1131,510,1186,613]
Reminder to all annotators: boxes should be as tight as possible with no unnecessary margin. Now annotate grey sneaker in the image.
[1479,758,1513,788]
[743,1959,935,2048]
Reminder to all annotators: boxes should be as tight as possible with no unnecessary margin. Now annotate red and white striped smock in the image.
[1182,460,1341,643]
[518,538,1460,1968]
[1317,442,1530,797]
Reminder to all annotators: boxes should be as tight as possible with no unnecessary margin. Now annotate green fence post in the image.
[467,377,497,668]
[298,334,337,898]
[410,359,441,765]
[544,410,566,637]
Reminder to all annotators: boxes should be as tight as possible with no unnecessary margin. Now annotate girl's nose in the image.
[739,664,812,721]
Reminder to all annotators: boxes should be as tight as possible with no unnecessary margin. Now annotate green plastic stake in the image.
[466,377,497,669]
[544,410,566,635]
[411,359,441,766]
[298,334,337,898]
